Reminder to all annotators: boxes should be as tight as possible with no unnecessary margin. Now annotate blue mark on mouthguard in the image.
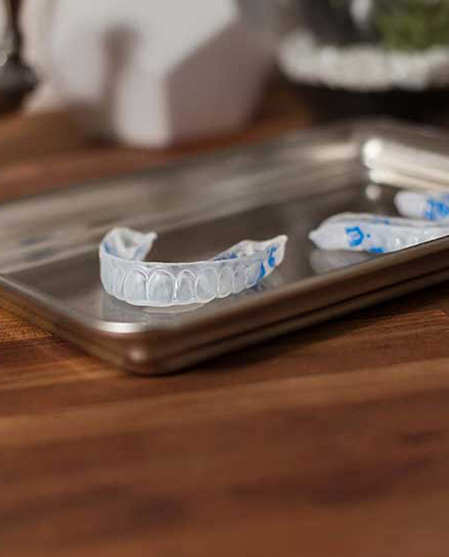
[345,226,364,247]
[268,247,277,268]
[425,198,449,221]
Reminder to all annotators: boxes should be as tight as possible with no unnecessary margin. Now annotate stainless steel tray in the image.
[2,118,449,375]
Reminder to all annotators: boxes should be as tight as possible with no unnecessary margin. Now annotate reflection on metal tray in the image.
[1,118,449,374]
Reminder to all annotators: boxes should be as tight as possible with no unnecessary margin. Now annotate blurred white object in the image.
[279,30,449,92]
[40,0,272,146]
[395,190,449,221]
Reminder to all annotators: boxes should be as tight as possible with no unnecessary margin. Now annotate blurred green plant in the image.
[374,0,449,50]
[327,0,449,50]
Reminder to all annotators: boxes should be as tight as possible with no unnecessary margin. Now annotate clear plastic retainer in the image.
[309,212,449,254]
[99,227,288,307]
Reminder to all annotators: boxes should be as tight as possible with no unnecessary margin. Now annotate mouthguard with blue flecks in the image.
[309,213,449,254]
[99,227,288,307]
[395,190,449,221]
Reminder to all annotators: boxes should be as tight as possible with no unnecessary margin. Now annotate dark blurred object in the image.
[299,0,377,45]
[295,85,449,125]
[0,0,37,116]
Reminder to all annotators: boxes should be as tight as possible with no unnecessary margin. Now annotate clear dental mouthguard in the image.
[309,212,449,254]
[100,227,288,307]
[395,190,449,221]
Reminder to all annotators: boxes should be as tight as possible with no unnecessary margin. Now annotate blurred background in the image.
[2,0,449,182]
[3,1,449,144]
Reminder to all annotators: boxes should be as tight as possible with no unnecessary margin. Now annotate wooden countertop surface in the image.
[2,93,449,556]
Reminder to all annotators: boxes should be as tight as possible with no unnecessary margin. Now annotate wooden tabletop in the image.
[3,94,449,557]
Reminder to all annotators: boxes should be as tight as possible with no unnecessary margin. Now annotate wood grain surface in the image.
[2,90,449,556]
